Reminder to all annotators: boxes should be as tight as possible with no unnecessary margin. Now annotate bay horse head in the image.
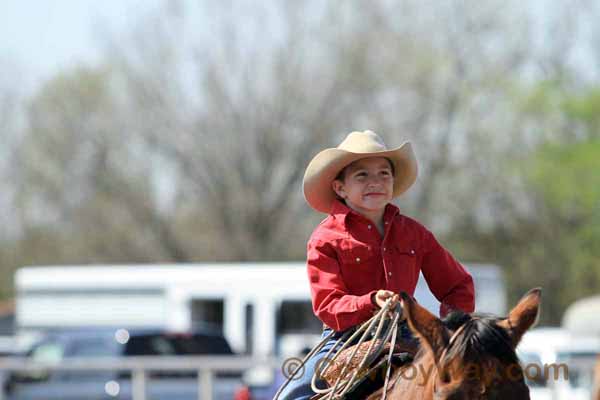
[398,288,541,399]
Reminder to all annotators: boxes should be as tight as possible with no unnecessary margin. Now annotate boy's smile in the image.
[331,156,394,224]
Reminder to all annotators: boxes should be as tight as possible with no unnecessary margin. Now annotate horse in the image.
[363,287,542,400]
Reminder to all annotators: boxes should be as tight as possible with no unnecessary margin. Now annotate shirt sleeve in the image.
[419,227,475,317]
[306,238,378,332]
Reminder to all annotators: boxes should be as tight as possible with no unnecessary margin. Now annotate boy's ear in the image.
[331,180,345,198]
[497,288,541,348]
[400,292,449,365]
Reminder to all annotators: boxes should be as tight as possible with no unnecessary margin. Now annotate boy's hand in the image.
[372,290,399,310]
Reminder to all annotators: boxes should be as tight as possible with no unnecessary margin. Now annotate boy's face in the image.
[331,157,394,215]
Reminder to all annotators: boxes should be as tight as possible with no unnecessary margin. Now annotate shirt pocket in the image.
[339,242,375,265]
[337,241,377,292]
[381,243,418,292]
[392,243,418,276]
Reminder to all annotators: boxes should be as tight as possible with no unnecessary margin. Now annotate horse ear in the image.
[400,292,449,364]
[498,287,541,348]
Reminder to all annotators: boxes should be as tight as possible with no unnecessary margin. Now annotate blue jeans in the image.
[276,320,413,400]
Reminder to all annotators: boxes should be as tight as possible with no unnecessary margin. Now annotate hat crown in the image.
[337,130,388,154]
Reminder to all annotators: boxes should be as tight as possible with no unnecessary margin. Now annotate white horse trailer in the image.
[14,262,505,357]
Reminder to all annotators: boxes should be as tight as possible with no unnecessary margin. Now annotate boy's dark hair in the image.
[334,157,395,182]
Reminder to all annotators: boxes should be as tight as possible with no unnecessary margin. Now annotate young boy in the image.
[277,130,474,400]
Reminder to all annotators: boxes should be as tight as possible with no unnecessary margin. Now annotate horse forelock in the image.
[443,314,519,367]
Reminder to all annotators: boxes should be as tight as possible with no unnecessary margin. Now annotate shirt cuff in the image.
[357,290,379,313]
[440,303,455,318]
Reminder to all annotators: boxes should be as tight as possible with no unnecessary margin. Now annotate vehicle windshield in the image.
[30,342,64,362]
[124,333,233,356]
[556,352,598,389]
[122,333,237,379]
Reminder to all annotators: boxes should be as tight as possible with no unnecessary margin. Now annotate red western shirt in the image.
[306,200,475,332]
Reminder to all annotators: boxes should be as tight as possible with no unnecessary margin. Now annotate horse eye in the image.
[440,371,451,384]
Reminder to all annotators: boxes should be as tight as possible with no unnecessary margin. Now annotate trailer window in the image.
[276,300,321,334]
[191,299,224,333]
[245,303,254,354]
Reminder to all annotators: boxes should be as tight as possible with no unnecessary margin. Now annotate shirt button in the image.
[410,249,415,255]
[388,271,392,276]
[383,247,387,251]
[356,257,361,262]
[384,221,388,225]
[367,225,372,230]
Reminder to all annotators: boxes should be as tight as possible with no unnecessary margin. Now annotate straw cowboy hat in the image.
[302,130,418,213]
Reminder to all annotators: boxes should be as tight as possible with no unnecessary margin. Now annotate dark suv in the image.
[3,328,243,400]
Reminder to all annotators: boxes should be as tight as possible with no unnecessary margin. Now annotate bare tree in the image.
[12,66,190,263]
[103,0,538,260]
[106,1,377,260]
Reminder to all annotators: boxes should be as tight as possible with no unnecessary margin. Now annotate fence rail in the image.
[0,356,281,400]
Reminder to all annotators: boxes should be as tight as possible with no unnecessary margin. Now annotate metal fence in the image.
[0,355,280,400]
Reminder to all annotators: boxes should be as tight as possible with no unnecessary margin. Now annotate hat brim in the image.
[302,142,417,213]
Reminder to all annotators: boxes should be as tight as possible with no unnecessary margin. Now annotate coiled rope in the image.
[273,297,402,400]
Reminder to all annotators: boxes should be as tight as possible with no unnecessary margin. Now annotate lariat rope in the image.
[273,297,402,400]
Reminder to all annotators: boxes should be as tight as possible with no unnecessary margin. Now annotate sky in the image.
[1,0,597,94]
[1,0,163,89]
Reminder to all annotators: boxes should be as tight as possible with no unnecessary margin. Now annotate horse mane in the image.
[440,310,519,366]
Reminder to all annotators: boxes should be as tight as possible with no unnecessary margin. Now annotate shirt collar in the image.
[330,199,400,225]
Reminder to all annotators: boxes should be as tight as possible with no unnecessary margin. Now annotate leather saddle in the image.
[309,337,418,400]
